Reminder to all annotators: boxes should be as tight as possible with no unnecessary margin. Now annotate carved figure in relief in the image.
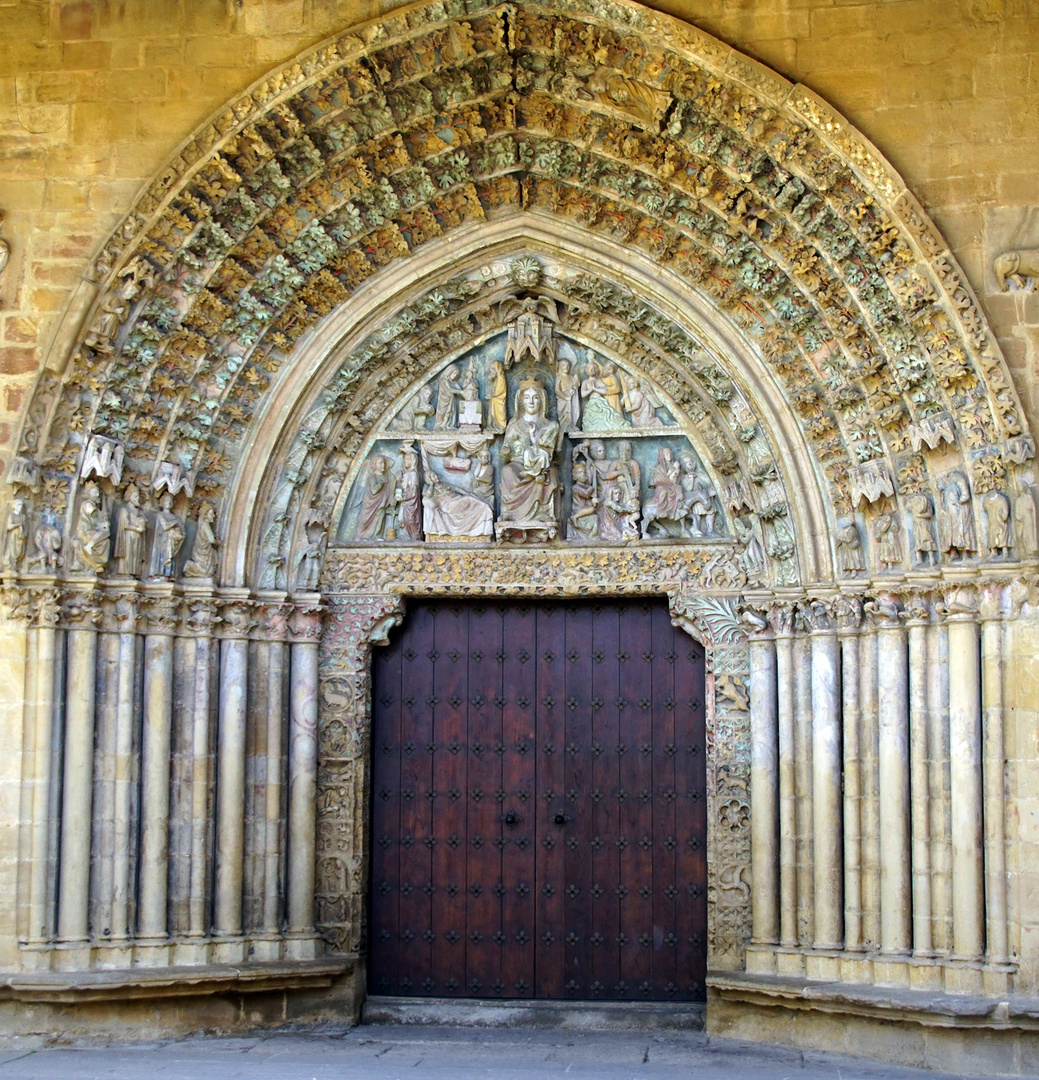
[72,482,111,574]
[113,484,147,577]
[433,364,464,430]
[356,455,398,540]
[31,510,63,572]
[599,361,624,415]
[183,503,220,578]
[396,445,423,541]
[3,498,28,570]
[874,510,903,569]
[580,359,628,431]
[457,364,484,431]
[599,478,639,543]
[641,447,684,538]
[295,530,326,591]
[621,375,663,428]
[149,493,185,578]
[554,358,580,431]
[613,441,642,504]
[940,474,977,559]
[423,473,494,541]
[993,248,1039,292]
[982,489,1013,557]
[488,360,507,431]
[679,451,717,537]
[1015,476,1039,557]
[471,448,494,504]
[734,513,767,583]
[567,461,600,540]
[497,380,560,540]
[835,518,866,573]
[390,385,434,432]
[905,493,939,566]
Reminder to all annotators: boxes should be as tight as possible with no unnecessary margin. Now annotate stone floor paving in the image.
[0,1024,1027,1080]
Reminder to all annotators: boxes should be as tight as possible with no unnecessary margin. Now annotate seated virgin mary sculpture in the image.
[496,379,560,542]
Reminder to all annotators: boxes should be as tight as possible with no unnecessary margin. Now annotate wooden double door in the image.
[369,598,707,1002]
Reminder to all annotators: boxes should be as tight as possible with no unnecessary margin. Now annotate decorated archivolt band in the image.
[2,0,1036,595]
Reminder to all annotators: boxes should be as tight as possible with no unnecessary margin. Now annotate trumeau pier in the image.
[0,0,1038,1071]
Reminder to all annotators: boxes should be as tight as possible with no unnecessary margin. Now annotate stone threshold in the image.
[362,995,706,1031]
[708,971,1039,1031]
[0,957,354,1003]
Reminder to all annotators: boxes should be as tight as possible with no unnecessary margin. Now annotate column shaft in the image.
[57,626,98,941]
[28,619,58,943]
[775,632,797,947]
[215,636,248,935]
[110,616,137,940]
[840,625,863,950]
[749,634,779,944]
[811,628,842,949]
[948,615,984,959]
[981,607,1008,964]
[139,629,174,938]
[859,628,881,950]
[288,640,319,933]
[794,634,814,946]
[93,629,120,937]
[928,617,952,953]
[876,617,911,953]
[188,631,214,936]
[908,616,932,955]
[263,640,286,933]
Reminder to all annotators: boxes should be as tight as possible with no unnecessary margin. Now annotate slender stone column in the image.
[261,605,291,934]
[288,605,323,936]
[906,593,933,956]
[57,590,101,942]
[92,598,122,939]
[858,622,881,950]
[747,617,779,945]
[26,586,61,944]
[109,595,138,941]
[872,593,911,954]
[793,626,814,946]
[928,611,952,953]
[836,596,864,950]
[807,600,842,950]
[980,584,1008,964]
[214,599,253,936]
[138,590,179,940]
[184,597,218,937]
[946,585,984,959]
[770,604,798,947]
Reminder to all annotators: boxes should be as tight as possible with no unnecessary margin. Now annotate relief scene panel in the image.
[337,311,725,546]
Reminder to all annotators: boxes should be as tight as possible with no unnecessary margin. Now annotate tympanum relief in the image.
[338,313,724,548]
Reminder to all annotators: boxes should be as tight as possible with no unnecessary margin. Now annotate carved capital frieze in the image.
[140,591,181,636]
[289,603,325,644]
[219,597,258,639]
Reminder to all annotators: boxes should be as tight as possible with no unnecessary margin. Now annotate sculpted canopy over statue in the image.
[497,380,560,541]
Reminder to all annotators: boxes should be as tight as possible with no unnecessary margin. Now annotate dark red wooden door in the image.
[369,599,706,1002]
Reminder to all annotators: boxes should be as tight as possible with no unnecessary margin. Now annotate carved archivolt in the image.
[2,0,1033,601]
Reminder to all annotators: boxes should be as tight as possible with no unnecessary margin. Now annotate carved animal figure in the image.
[993,248,1039,291]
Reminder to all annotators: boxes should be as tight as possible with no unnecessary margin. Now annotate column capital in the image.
[902,590,934,625]
[218,596,258,639]
[802,596,838,633]
[141,591,181,635]
[738,603,772,641]
[833,593,865,631]
[940,582,979,621]
[767,599,799,638]
[289,603,325,644]
[63,586,104,630]
[864,591,904,628]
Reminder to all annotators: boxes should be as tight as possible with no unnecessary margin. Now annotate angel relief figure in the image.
[496,379,560,543]
[579,359,628,431]
[621,375,663,428]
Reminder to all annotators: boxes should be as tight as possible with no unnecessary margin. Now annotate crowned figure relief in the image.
[496,378,560,543]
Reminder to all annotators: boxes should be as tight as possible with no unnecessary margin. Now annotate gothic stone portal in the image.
[368,597,707,1002]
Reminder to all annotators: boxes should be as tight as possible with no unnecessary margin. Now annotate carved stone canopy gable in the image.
[3,0,1031,602]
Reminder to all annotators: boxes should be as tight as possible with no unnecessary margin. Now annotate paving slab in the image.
[0,1024,1028,1080]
